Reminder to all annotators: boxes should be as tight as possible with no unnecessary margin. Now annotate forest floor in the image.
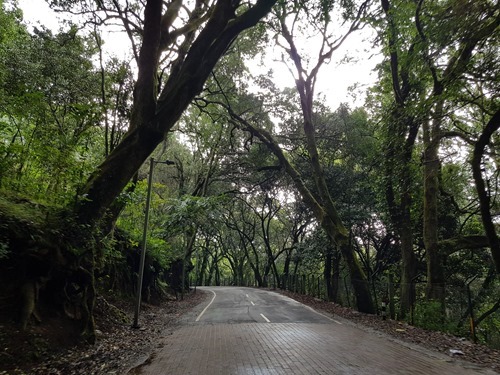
[0,290,208,375]
[1,287,499,374]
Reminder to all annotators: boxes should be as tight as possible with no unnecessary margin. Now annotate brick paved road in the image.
[130,287,498,375]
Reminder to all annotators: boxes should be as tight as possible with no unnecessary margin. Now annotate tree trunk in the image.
[198,249,209,286]
[304,122,374,312]
[381,0,422,319]
[74,0,278,227]
[385,132,418,319]
[472,109,500,272]
[399,225,417,317]
[399,191,417,318]
[269,3,375,313]
[324,248,334,301]
[422,112,445,301]
[230,111,374,313]
[332,249,341,303]
[62,0,277,341]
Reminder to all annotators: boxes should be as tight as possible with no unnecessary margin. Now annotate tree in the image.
[375,0,423,318]
[414,0,499,299]
[373,0,499,310]
[261,0,375,312]
[472,109,500,272]
[70,0,279,227]
[0,0,278,342]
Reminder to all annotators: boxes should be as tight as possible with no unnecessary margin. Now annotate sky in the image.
[18,0,382,110]
[18,0,60,30]
[253,29,382,109]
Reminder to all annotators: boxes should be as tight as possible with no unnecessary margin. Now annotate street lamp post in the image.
[133,157,174,328]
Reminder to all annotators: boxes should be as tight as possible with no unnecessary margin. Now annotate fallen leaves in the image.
[0,291,209,375]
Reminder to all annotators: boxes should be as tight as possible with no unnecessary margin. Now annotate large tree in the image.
[415,0,499,298]
[66,0,278,226]
[376,0,423,318]
[266,0,375,313]
[3,0,278,342]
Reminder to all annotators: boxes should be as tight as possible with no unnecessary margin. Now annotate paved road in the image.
[130,287,498,375]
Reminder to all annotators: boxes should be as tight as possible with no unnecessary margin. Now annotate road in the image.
[130,287,497,375]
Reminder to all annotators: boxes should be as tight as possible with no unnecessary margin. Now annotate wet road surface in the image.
[131,287,498,374]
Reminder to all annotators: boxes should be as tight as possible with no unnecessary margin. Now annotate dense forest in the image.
[0,0,499,351]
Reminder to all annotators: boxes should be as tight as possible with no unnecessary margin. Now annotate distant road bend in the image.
[131,286,498,375]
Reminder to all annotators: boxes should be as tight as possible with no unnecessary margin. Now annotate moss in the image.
[0,192,95,340]
[0,192,64,258]
[0,190,62,226]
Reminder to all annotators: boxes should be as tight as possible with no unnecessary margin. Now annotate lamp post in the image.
[133,157,174,328]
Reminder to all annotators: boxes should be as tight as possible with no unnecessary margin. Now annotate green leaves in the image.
[161,195,227,238]
[0,5,137,203]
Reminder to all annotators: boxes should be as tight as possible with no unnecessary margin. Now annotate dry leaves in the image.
[1,291,208,375]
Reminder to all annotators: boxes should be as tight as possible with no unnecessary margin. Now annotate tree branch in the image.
[472,109,500,272]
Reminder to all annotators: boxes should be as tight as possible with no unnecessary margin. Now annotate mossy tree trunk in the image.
[267,2,375,313]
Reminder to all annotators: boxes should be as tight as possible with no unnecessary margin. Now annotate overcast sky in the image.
[18,0,382,110]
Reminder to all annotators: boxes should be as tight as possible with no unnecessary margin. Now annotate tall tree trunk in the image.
[385,124,418,317]
[422,112,444,301]
[332,249,341,303]
[399,209,417,316]
[61,0,277,340]
[74,0,278,227]
[268,1,375,313]
[472,109,500,272]
[385,129,418,318]
[299,76,374,313]
[381,0,421,318]
[324,248,334,301]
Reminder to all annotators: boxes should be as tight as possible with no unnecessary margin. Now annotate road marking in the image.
[260,313,270,323]
[246,294,249,298]
[250,301,255,306]
[280,294,342,324]
[303,304,342,324]
[195,290,216,322]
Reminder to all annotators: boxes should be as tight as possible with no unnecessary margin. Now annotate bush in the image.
[412,300,448,332]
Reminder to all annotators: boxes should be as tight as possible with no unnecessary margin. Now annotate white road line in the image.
[246,294,249,298]
[195,290,217,322]
[303,304,342,324]
[260,313,270,323]
[280,294,343,325]
[250,301,255,306]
